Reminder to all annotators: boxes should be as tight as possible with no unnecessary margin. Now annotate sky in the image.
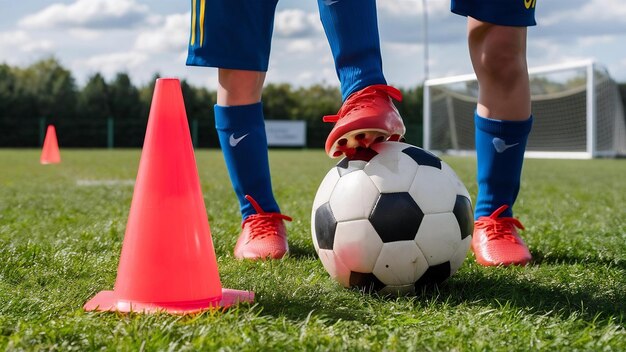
[1,0,625,90]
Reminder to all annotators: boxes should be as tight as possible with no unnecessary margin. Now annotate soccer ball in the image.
[311,142,473,296]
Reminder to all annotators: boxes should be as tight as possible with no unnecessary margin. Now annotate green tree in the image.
[109,72,141,121]
[16,57,78,120]
[0,64,37,146]
[78,73,111,121]
[262,83,298,119]
[293,84,341,148]
[0,64,17,115]
[75,73,110,146]
[180,80,217,147]
[138,73,160,119]
[396,86,424,145]
[109,72,143,147]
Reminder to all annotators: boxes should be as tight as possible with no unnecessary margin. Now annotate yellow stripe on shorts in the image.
[199,0,206,46]
[190,0,197,46]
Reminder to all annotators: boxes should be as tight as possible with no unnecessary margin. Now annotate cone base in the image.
[84,289,254,314]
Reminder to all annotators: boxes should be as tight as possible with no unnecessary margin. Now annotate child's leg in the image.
[468,20,532,218]
[317,0,386,100]
[317,0,405,158]
[467,19,533,266]
[215,69,280,220]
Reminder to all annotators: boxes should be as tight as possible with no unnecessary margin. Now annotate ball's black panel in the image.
[401,146,441,170]
[314,202,337,250]
[349,272,386,292]
[369,192,424,242]
[336,157,351,170]
[336,148,378,171]
[414,261,451,288]
[336,159,367,177]
[453,195,474,239]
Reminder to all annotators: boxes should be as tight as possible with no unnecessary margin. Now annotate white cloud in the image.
[77,52,148,77]
[0,30,30,47]
[544,0,626,24]
[377,0,450,18]
[134,13,189,54]
[67,29,102,41]
[0,30,54,57]
[19,0,150,30]
[285,39,317,54]
[579,35,615,47]
[21,40,54,53]
[274,9,322,38]
[3,0,625,88]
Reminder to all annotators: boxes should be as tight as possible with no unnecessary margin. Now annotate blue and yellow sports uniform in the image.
[452,0,537,26]
[186,0,536,73]
[186,0,279,71]
[186,0,386,101]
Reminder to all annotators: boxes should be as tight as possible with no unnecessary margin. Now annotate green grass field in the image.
[0,149,625,351]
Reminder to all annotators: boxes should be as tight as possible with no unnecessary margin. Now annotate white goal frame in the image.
[423,60,626,159]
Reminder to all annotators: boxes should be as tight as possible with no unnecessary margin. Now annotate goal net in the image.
[423,60,626,158]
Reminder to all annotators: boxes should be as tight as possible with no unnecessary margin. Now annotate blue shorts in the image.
[186,0,279,72]
[451,0,537,26]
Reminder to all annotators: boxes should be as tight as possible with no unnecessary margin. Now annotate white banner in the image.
[265,120,306,147]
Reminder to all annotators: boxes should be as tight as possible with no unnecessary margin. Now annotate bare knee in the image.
[217,69,266,106]
[469,21,528,88]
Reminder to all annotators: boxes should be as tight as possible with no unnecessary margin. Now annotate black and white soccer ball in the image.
[311,142,473,296]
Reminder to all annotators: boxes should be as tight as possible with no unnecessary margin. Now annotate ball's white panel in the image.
[441,161,471,200]
[415,212,463,266]
[312,167,341,211]
[364,152,418,193]
[347,160,368,170]
[449,236,471,275]
[328,170,379,222]
[333,220,384,273]
[409,166,456,214]
[372,241,428,286]
[318,249,351,288]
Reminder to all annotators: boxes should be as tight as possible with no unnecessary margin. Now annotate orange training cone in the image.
[84,78,254,314]
[40,125,61,164]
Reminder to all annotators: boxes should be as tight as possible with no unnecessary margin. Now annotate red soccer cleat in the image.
[234,195,292,260]
[471,205,531,266]
[323,84,406,158]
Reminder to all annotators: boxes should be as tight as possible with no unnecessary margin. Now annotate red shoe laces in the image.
[322,85,403,123]
[474,205,525,243]
[242,195,292,240]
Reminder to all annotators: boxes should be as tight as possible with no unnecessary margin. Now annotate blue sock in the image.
[215,103,280,220]
[318,0,386,100]
[475,112,533,219]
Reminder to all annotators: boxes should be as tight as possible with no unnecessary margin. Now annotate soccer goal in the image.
[423,60,626,158]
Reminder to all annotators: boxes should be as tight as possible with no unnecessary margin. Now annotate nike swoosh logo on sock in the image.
[324,0,339,5]
[492,137,519,153]
[229,133,249,147]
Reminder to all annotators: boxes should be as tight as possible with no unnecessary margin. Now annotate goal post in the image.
[423,60,626,159]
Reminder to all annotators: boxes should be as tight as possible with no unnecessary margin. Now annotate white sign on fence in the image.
[265,120,306,147]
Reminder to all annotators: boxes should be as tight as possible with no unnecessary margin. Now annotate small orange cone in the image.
[84,78,253,314]
[40,125,61,164]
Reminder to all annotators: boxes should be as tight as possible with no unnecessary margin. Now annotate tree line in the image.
[1,58,624,148]
[0,58,423,148]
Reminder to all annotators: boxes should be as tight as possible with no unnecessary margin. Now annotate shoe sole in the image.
[327,128,404,158]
